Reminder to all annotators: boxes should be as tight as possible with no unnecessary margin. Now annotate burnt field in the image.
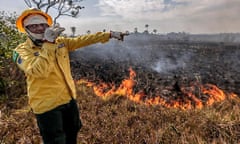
[1,34,240,143]
[70,34,240,108]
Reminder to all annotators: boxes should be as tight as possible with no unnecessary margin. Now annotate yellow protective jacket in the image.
[13,32,110,114]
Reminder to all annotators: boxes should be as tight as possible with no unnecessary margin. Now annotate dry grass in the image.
[76,84,240,144]
[0,84,239,144]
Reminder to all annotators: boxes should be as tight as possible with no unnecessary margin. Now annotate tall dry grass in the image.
[0,84,239,144]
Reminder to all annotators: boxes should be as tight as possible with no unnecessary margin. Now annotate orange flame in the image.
[77,68,238,109]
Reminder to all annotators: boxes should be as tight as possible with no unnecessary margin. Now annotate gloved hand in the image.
[44,23,65,42]
[110,31,129,41]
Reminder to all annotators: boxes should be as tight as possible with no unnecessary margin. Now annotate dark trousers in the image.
[35,99,82,144]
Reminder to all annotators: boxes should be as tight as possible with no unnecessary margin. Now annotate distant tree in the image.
[145,24,149,31]
[153,29,157,34]
[103,29,106,32]
[144,24,149,34]
[24,0,85,24]
[134,27,138,33]
[86,30,91,34]
[70,26,76,37]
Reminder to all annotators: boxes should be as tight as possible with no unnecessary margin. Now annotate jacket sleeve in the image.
[14,42,57,78]
[57,32,111,51]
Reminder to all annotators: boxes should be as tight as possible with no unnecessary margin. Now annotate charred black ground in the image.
[70,34,240,99]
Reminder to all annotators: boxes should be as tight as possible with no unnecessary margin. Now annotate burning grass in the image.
[77,68,238,111]
[0,85,239,144]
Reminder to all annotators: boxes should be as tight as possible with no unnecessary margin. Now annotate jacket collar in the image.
[26,38,41,49]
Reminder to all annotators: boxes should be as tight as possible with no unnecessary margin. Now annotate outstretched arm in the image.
[58,31,129,51]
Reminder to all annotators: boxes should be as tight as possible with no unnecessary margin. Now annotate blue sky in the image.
[1,0,240,35]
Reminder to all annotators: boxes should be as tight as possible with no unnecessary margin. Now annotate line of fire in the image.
[76,67,238,110]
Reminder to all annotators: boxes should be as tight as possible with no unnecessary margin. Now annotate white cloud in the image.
[98,0,165,19]
[98,0,239,19]
[96,0,240,33]
[1,0,239,34]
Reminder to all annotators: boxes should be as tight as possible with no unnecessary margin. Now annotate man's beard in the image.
[26,29,44,46]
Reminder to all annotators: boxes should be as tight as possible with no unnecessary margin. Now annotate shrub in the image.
[0,11,27,101]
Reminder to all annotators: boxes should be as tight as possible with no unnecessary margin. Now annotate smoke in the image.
[72,34,194,74]
[151,54,188,73]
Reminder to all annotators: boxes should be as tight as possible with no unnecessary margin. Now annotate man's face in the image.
[26,23,49,34]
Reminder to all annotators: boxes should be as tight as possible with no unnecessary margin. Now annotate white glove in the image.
[110,31,129,41]
[44,23,65,42]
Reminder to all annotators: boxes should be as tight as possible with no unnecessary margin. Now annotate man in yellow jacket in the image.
[13,8,127,144]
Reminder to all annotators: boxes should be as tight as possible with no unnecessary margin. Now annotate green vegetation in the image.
[0,11,27,100]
